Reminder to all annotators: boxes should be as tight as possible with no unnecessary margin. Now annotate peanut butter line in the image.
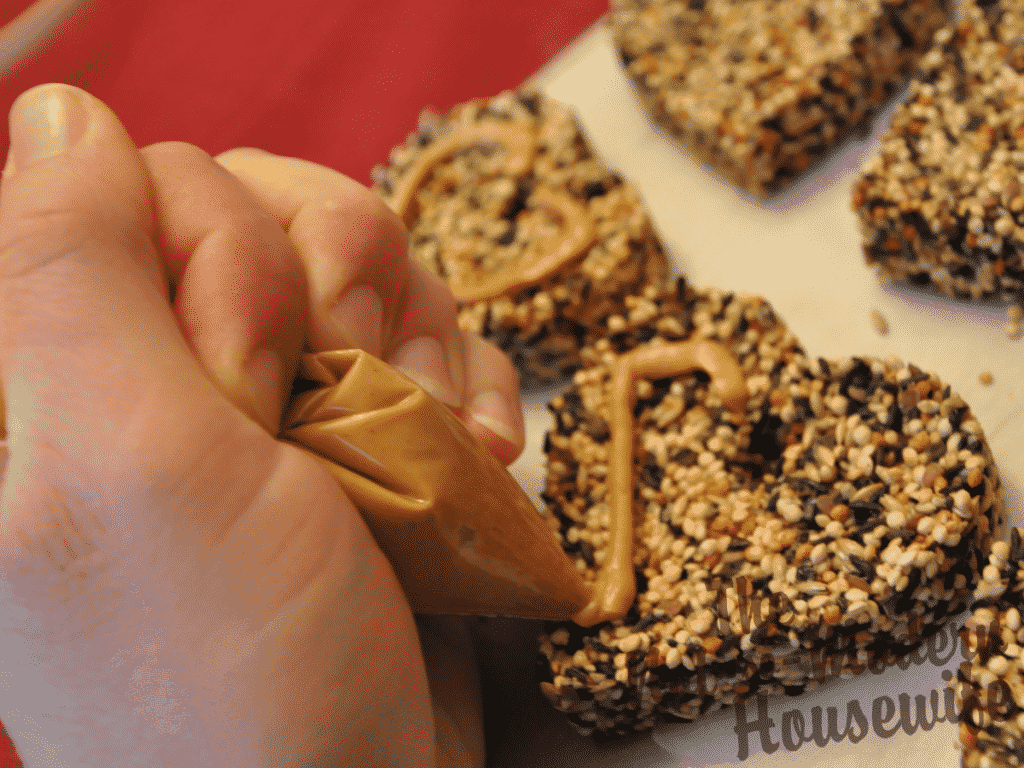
[391,121,536,228]
[391,121,598,303]
[573,340,748,628]
[446,186,598,303]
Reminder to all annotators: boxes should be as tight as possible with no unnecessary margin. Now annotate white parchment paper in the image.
[488,18,1019,768]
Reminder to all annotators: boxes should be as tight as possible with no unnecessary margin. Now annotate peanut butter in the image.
[390,121,536,228]
[391,121,598,304]
[446,186,597,303]
[573,340,748,627]
[283,349,593,619]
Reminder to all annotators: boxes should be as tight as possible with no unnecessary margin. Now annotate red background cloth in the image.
[0,0,606,764]
[0,0,606,184]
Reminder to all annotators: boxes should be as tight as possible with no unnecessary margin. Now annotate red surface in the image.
[0,0,606,185]
[0,0,606,765]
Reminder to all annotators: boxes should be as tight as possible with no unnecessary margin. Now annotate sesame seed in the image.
[871,310,890,335]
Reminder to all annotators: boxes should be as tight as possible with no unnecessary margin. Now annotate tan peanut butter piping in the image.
[391,121,536,228]
[446,186,597,303]
[573,340,748,628]
[390,121,598,303]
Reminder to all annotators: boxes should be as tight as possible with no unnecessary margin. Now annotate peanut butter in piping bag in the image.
[282,349,592,620]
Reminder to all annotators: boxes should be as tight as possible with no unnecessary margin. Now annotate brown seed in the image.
[978,371,994,386]
[702,636,723,655]
[830,504,851,523]
[910,431,931,452]
[959,721,978,751]
[823,605,842,625]
[847,575,872,593]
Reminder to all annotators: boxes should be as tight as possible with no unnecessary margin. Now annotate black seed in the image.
[502,180,531,221]
[640,456,663,488]
[633,613,661,632]
[636,325,658,343]
[1011,528,1024,562]
[496,224,516,245]
[839,359,872,396]
[806,6,819,31]
[850,500,881,524]
[884,4,915,48]
[850,555,877,582]
[578,541,596,567]
[583,414,611,442]
[517,92,540,114]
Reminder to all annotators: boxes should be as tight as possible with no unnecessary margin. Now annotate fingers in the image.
[216,149,525,456]
[460,331,524,465]
[218,149,462,405]
[387,261,465,409]
[141,142,307,434]
[214,148,411,359]
[0,85,207,460]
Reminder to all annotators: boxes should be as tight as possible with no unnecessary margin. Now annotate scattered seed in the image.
[870,310,890,336]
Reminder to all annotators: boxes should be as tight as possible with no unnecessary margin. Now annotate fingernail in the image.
[468,389,521,448]
[392,336,461,409]
[244,348,283,433]
[331,284,383,355]
[4,84,90,176]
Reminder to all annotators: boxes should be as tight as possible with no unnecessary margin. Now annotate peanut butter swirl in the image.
[447,186,597,303]
[391,122,598,304]
[391,121,536,227]
[573,340,748,628]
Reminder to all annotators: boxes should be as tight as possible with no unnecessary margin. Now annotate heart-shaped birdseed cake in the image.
[952,528,1024,768]
[854,0,1024,301]
[372,90,668,386]
[538,280,1001,737]
[609,0,950,195]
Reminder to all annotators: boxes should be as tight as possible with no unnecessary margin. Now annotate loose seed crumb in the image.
[871,310,890,336]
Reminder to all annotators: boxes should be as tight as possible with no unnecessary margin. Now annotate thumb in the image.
[0,84,217,479]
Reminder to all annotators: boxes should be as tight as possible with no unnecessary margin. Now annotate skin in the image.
[0,83,522,767]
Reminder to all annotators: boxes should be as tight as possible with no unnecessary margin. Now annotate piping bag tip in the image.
[282,349,592,621]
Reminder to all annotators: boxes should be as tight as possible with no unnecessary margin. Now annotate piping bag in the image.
[280,348,592,620]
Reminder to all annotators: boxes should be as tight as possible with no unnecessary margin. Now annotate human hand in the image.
[0,83,522,766]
